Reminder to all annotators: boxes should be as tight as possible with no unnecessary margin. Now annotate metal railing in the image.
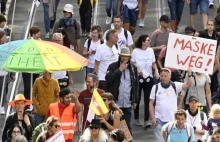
[5,0,37,120]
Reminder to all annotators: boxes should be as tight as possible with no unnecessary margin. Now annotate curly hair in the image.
[101,93,123,116]
[209,104,220,119]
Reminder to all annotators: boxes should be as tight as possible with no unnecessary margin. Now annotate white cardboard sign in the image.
[46,130,65,142]
[165,33,217,74]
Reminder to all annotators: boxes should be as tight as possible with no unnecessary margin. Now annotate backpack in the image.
[87,39,104,51]
[166,122,192,142]
[154,82,176,106]
[32,122,46,142]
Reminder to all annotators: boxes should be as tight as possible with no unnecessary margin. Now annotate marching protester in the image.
[103,15,133,52]
[2,94,35,142]
[99,93,123,131]
[161,109,195,142]
[79,119,108,142]
[53,4,82,53]
[78,73,105,132]
[105,0,118,28]
[32,71,60,126]
[138,0,148,28]
[105,47,138,133]
[94,29,119,92]
[149,68,192,142]
[4,124,24,142]
[83,25,103,75]
[47,88,81,142]
[185,96,208,141]
[132,35,159,127]
[36,116,60,142]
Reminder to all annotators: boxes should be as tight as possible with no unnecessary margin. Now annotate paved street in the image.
[0,0,219,141]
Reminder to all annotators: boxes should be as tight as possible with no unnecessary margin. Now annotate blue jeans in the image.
[121,107,132,134]
[190,0,209,14]
[106,0,118,21]
[154,119,167,142]
[34,112,45,126]
[43,3,50,33]
[168,0,185,21]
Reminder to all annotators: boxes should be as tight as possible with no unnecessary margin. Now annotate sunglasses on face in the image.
[53,124,60,128]
[90,126,99,129]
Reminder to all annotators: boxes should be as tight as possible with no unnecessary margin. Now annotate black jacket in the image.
[105,60,139,104]
[2,112,35,142]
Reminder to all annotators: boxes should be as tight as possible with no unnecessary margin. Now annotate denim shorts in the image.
[190,0,209,14]
[121,4,139,27]
[168,0,185,21]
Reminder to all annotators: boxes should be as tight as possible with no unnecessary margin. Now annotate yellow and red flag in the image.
[89,89,109,115]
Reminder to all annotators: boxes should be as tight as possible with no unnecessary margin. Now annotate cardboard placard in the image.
[119,120,133,142]
[46,130,65,142]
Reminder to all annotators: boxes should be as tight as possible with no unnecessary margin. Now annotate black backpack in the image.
[87,39,104,51]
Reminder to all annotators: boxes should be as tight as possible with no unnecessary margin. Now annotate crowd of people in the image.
[0,0,220,142]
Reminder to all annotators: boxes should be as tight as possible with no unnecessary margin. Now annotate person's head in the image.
[8,94,32,112]
[185,26,195,36]
[86,73,99,92]
[188,95,199,112]
[106,29,118,45]
[52,33,63,45]
[16,135,28,142]
[46,116,60,134]
[0,30,6,44]
[194,30,206,38]
[216,7,220,20]
[113,15,123,30]
[29,26,41,39]
[159,15,170,29]
[212,127,220,142]
[174,109,187,127]
[109,129,125,142]
[8,124,23,141]
[90,25,102,40]
[59,88,72,106]
[210,104,220,119]
[63,4,74,18]
[101,93,123,115]
[207,19,215,31]
[119,48,131,63]
[160,68,171,84]
[43,71,52,81]
[90,119,101,135]
[0,14,6,28]
[135,35,151,49]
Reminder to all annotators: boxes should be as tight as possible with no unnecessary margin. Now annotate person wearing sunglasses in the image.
[4,123,23,142]
[36,116,60,142]
[99,93,123,132]
[79,119,108,142]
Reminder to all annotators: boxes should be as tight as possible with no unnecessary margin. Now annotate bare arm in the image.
[182,69,192,90]
[149,99,157,126]
[77,104,83,132]
[205,83,212,110]
[76,39,82,54]
[152,62,159,79]
[178,95,184,109]
[161,125,167,141]
[101,111,120,131]
[93,60,100,74]
[157,57,163,70]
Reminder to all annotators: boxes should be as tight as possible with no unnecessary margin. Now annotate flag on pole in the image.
[89,89,108,115]
[87,108,95,123]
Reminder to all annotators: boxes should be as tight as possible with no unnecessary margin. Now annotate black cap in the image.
[90,119,101,128]
[185,26,195,34]
[159,15,170,23]
[189,96,199,102]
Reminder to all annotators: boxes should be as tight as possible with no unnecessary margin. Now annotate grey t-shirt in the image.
[150,29,172,58]
[181,73,211,105]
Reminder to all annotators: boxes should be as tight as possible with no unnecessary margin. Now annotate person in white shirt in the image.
[186,95,208,142]
[103,15,133,52]
[149,68,192,142]
[94,29,119,92]
[117,0,142,35]
[131,34,159,127]
[83,25,103,74]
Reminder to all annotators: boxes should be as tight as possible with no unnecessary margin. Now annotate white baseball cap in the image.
[63,4,74,14]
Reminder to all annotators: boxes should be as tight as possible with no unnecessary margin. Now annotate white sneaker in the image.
[209,2,214,8]
[139,19,145,27]
[0,106,5,115]
[134,119,142,126]
[110,23,115,29]
[44,32,50,39]
[143,121,152,128]
[106,16,112,24]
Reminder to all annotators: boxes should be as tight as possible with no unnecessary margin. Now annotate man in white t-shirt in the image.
[186,95,208,142]
[149,68,192,142]
[103,15,134,52]
[94,30,119,92]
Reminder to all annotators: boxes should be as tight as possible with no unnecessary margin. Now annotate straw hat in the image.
[8,94,32,106]
[119,47,131,56]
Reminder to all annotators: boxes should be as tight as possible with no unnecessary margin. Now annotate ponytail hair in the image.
[102,93,124,116]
